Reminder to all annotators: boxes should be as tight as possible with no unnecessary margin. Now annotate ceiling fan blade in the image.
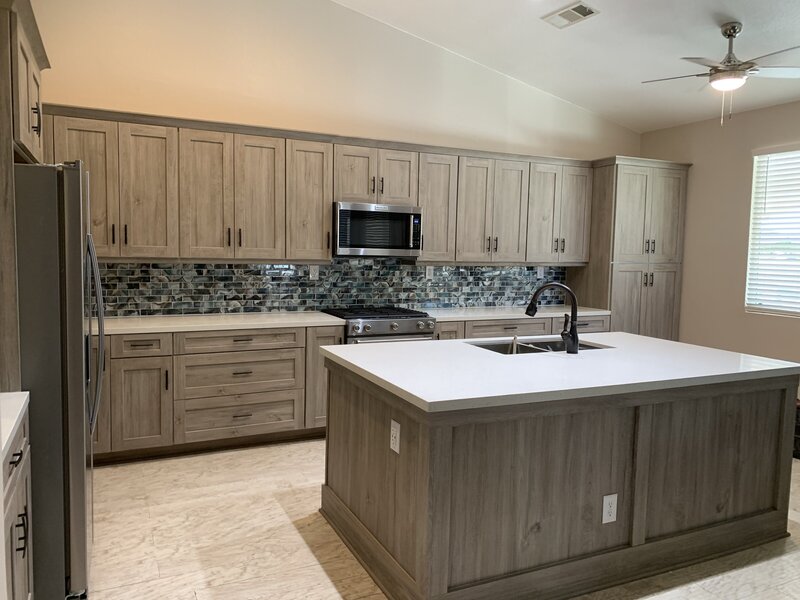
[682,57,723,68]
[749,66,800,78]
[642,73,710,84]
[746,44,800,64]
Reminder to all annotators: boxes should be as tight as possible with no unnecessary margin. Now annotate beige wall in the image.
[30,0,639,159]
[642,100,800,362]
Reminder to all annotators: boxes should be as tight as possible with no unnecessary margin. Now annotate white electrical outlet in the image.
[602,493,618,524]
[426,266,434,279]
[389,419,401,454]
[536,266,545,278]
[309,265,319,281]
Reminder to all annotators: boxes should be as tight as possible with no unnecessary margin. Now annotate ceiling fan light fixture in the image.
[710,70,748,91]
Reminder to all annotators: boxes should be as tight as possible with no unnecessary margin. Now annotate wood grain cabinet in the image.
[418,153,458,262]
[286,139,333,261]
[334,145,418,206]
[118,123,179,257]
[464,318,551,338]
[110,356,173,451]
[434,321,464,340]
[527,164,592,264]
[456,157,529,263]
[3,409,32,600]
[305,326,345,428]
[54,117,120,256]
[10,10,47,162]
[179,128,235,259]
[234,134,286,259]
[611,263,681,340]
[91,336,112,454]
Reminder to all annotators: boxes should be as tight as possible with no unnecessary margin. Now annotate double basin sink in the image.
[469,338,606,355]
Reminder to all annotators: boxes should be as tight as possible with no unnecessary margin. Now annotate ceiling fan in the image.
[643,21,800,91]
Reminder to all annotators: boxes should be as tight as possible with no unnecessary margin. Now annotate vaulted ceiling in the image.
[331,0,800,132]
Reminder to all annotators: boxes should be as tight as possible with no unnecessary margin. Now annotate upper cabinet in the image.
[418,153,458,262]
[334,144,418,206]
[54,117,120,256]
[119,123,179,258]
[456,157,528,263]
[526,164,592,264]
[179,128,235,259]
[614,165,686,264]
[234,134,286,260]
[286,139,333,261]
[10,8,49,163]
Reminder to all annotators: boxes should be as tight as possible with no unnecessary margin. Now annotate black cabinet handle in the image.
[380,177,384,194]
[649,272,654,287]
[371,176,376,194]
[165,369,169,390]
[238,228,243,247]
[227,227,232,247]
[124,224,128,245]
[561,238,565,253]
[643,273,648,287]
[486,237,491,252]
[553,238,559,252]
[576,322,591,327]
[503,326,518,330]
[232,370,253,376]
[111,224,116,245]
[232,413,253,419]
[327,231,331,250]
[9,451,23,467]
[337,337,343,344]
[31,102,41,136]
[129,342,155,348]
[645,239,650,253]
[232,337,253,343]
[494,237,498,252]
[651,238,656,253]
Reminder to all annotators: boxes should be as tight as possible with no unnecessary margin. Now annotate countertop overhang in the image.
[320,332,800,413]
[0,392,29,458]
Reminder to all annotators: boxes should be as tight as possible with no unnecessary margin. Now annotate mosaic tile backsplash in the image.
[99,259,567,316]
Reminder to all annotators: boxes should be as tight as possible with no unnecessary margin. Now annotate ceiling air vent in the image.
[542,2,598,29]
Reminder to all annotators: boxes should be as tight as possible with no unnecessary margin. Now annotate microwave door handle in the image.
[409,214,415,249]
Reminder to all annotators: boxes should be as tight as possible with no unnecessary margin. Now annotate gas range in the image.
[322,306,436,343]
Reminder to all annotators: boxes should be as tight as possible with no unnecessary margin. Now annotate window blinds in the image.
[746,149,800,315]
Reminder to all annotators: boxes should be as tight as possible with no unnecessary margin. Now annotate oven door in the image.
[335,202,422,257]
[348,334,434,344]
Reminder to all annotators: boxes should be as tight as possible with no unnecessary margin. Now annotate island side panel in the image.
[447,407,636,588]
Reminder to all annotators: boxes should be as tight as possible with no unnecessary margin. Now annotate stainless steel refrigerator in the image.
[15,161,106,600]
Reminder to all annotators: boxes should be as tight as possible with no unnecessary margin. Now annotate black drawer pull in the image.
[576,322,592,327]
[232,370,253,376]
[503,326,519,330]
[129,342,155,348]
[9,451,23,467]
[232,338,254,343]
[232,413,253,419]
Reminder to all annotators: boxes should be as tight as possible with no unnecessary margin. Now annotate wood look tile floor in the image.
[91,441,800,600]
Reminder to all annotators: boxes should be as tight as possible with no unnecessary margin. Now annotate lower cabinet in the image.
[434,321,465,340]
[3,411,32,600]
[110,356,173,451]
[91,336,112,454]
[305,326,345,428]
[465,318,552,339]
[611,263,681,340]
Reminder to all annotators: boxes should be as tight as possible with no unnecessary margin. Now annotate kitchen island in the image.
[319,333,800,600]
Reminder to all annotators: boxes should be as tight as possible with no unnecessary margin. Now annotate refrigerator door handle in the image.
[87,233,105,433]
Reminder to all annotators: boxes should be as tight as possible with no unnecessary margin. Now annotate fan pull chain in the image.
[729,90,734,120]
[720,91,726,126]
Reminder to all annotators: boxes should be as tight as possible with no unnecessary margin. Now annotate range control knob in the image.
[391,322,399,331]
[417,321,425,330]
[351,324,361,333]
[364,324,372,332]
[427,321,435,329]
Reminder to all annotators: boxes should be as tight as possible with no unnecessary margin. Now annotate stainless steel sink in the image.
[469,339,607,354]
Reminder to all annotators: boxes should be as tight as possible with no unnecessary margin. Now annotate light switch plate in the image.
[309,265,319,281]
[537,266,545,278]
[390,419,401,454]
[602,493,618,524]
[426,266,434,279]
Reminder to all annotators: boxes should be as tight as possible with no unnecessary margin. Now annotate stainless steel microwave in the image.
[334,202,423,258]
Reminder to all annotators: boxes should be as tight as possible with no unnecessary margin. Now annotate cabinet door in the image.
[234,134,286,260]
[14,453,32,600]
[610,263,648,335]
[3,474,17,600]
[286,140,333,261]
[54,117,119,257]
[641,264,682,341]
[119,123,179,257]
[111,357,173,451]
[526,163,561,263]
[91,336,112,454]
[305,326,344,428]
[334,144,376,202]
[378,149,418,205]
[179,128,234,259]
[418,153,458,262]
[10,15,43,162]
[434,321,465,340]
[558,166,592,263]
[613,165,650,263]
[492,160,529,262]
[456,157,494,262]
[647,168,686,264]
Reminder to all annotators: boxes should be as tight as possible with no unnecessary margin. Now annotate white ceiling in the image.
[330,0,800,133]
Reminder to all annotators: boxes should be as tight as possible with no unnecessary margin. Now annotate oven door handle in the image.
[350,334,435,344]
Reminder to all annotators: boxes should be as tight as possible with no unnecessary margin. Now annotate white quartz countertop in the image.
[99,312,345,334]
[320,332,800,413]
[0,392,29,459]
[426,306,610,322]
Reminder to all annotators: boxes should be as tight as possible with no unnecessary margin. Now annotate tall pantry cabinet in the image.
[569,157,689,341]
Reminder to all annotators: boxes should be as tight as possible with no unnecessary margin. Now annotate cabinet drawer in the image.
[174,349,305,399]
[464,319,552,339]
[570,315,610,333]
[111,333,173,358]
[174,390,303,443]
[3,412,28,494]
[174,328,304,354]
[434,321,465,340]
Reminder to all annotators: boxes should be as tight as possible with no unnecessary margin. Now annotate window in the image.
[746,149,800,315]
